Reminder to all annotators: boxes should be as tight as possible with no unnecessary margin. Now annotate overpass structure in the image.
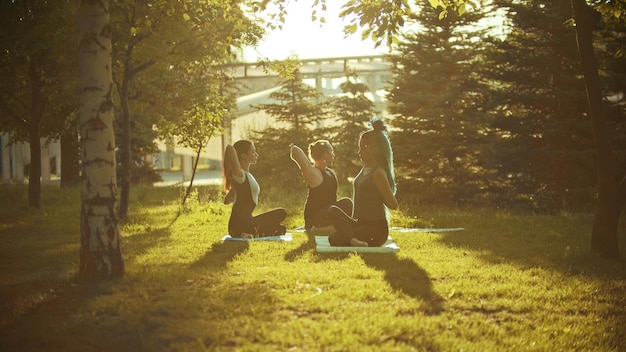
[227,54,393,116]
[1,55,394,184]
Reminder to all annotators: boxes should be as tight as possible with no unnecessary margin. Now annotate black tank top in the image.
[228,173,256,236]
[353,166,386,222]
[304,167,337,227]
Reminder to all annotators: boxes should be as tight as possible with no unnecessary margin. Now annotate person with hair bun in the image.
[223,140,287,238]
[327,119,398,247]
[290,140,353,233]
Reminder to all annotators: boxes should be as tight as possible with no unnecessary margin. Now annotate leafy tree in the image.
[386,0,491,207]
[0,0,77,207]
[110,0,263,219]
[329,70,377,183]
[77,0,124,279]
[160,69,236,207]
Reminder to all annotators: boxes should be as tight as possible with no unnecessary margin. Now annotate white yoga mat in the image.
[221,233,293,242]
[390,227,466,233]
[315,236,400,253]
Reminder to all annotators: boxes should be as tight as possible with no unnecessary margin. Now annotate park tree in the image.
[159,69,236,207]
[77,0,124,279]
[0,0,77,207]
[110,0,263,219]
[386,0,491,207]
[331,0,626,258]
[329,70,378,184]
[571,0,626,258]
[251,67,329,189]
[483,0,595,212]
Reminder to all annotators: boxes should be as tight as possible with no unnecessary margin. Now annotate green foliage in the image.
[0,0,77,141]
[1,185,625,351]
[250,68,330,190]
[388,0,492,208]
[329,70,378,183]
[483,0,597,212]
[109,0,265,216]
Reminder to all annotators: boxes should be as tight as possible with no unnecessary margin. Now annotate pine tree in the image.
[484,0,595,212]
[251,69,329,189]
[387,0,491,206]
[329,70,378,184]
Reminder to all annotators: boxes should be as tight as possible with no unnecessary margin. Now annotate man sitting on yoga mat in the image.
[290,140,353,233]
[223,140,287,238]
[327,119,398,247]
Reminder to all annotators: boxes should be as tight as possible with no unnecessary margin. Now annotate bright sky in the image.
[243,1,388,62]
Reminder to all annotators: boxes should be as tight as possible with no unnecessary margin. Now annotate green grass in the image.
[0,184,625,351]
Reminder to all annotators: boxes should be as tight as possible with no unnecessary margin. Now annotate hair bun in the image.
[370,118,387,132]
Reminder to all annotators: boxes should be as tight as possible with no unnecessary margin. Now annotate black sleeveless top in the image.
[304,167,337,229]
[353,166,386,222]
[228,172,256,237]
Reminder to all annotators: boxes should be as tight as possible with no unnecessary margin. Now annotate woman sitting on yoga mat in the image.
[327,119,398,247]
[290,140,353,233]
[223,140,287,238]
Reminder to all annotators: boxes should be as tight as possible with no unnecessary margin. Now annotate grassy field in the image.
[0,184,625,352]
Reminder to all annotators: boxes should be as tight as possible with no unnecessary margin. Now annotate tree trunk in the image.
[182,146,202,207]
[27,120,41,208]
[60,128,80,188]
[117,77,131,220]
[571,0,625,259]
[27,60,44,209]
[78,0,124,279]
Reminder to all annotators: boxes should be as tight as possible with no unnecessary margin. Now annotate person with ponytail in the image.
[290,140,353,233]
[327,119,398,247]
[223,140,287,238]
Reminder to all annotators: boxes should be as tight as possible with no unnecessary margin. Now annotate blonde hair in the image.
[308,140,332,161]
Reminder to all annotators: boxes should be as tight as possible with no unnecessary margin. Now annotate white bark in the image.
[78,0,124,278]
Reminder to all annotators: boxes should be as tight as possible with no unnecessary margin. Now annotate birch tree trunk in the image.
[78,0,124,279]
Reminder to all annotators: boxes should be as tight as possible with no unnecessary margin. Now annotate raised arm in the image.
[224,144,244,180]
[290,145,323,188]
[373,168,398,210]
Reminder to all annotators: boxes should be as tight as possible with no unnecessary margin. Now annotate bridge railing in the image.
[222,54,393,79]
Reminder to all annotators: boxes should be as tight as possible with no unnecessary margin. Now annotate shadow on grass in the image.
[284,232,316,261]
[190,240,250,272]
[361,253,445,315]
[122,227,173,267]
[0,279,147,351]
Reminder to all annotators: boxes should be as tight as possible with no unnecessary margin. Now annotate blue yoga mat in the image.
[315,236,400,253]
[221,233,293,242]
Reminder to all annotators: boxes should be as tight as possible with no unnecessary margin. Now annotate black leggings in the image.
[327,205,388,247]
[230,208,287,238]
[305,197,353,231]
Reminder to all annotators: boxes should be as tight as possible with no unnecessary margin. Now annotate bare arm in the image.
[290,145,323,188]
[373,168,398,210]
[224,144,244,179]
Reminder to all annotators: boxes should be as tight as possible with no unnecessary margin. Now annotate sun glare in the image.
[243,1,388,62]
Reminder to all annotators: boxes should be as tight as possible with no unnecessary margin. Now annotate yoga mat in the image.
[221,233,293,242]
[315,236,400,253]
[390,227,466,233]
[295,226,466,233]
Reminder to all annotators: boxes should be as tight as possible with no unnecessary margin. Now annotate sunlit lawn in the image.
[0,184,625,351]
